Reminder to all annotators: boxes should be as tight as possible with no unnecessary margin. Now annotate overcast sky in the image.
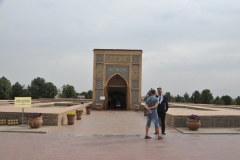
[0,0,240,98]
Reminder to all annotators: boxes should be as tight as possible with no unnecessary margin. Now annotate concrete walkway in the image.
[1,111,240,160]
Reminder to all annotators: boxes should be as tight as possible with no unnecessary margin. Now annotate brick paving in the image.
[1,111,240,160]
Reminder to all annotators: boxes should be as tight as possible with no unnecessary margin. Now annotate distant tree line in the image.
[0,76,92,99]
[144,88,240,105]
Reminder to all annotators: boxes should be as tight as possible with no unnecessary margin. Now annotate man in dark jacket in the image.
[155,87,169,135]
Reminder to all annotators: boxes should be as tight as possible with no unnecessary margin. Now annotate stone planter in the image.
[28,116,43,129]
[76,110,83,120]
[144,109,147,116]
[86,109,91,115]
[67,116,75,125]
[134,105,139,111]
[95,104,102,110]
[186,118,201,130]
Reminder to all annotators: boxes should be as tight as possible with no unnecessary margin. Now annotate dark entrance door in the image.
[108,88,126,110]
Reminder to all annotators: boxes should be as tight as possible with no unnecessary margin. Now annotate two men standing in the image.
[144,87,168,140]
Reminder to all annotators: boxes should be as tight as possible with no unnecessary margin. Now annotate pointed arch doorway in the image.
[105,74,129,110]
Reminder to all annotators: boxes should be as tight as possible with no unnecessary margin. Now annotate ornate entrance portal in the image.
[92,49,142,110]
[106,74,128,110]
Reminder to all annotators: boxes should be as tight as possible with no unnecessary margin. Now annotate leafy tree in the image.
[42,82,58,98]
[60,84,76,98]
[231,99,236,105]
[21,89,31,97]
[180,98,186,103]
[28,77,46,99]
[214,96,224,105]
[87,90,92,99]
[144,88,153,101]
[0,76,12,99]
[175,95,182,102]
[12,82,23,98]
[79,91,88,99]
[165,92,174,102]
[236,96,240,105]
[192,90,201,104]
[221,95,232,105]
[201,89,213,104]
[183,92,190,102]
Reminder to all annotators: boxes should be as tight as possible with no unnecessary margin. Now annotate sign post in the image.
[14,97,31,127]
[100,96,105,110]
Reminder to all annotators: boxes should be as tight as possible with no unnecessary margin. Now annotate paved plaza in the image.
[1,111,240,160]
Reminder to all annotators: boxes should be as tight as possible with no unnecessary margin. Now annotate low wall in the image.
[166,114,240,128]
[0,103,89,126]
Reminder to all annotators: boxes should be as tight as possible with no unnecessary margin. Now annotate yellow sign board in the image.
[14,97,31,108]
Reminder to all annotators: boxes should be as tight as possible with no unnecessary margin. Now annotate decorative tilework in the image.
[106,66,129,82]
[105,55,130,63]
[132,64,139,81]
[132,81,139,88]
[95,89,103,103]
[96,54,104,62]
[96,63,103,79]
[132,55,139,63]
[131,90,139,104]
[96,80,103,88]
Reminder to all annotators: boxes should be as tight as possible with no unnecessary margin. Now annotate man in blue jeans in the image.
[144,89,163,140]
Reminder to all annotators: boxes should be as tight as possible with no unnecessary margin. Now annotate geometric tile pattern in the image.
[131,90,139,105]
[132,55,139,63]
[96,54,104,62]
[132,81,139,88]
[106,66,129,82]
[96,63,103,79]
[105,55,130,63]
[96,80,103,88]
[95,89,103,103]
[132,64,139,81]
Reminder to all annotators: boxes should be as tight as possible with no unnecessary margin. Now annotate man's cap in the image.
[157,87,162,90]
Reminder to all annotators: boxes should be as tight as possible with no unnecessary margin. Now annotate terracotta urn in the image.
[76,110,83,120]
[186,118,201,130]
[67,116,75,125]
[28,116,43,129]
[86,109,91,115]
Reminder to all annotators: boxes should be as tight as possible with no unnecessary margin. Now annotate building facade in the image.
[92,49,142,110]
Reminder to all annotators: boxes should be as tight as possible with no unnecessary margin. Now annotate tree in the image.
[180,98,186,103]
[192,90,201,104]
[42,82,58,98]
[28,77,46,99]
[60,84,76,98]
[144,88,153,101]
[0,76,12,99]
[183,92,190,102]
[165,92,174,102]
[87,90,92,99]
[79,91,88,99]
[175,95,182,102]
[12,82,23,98]
[201,89,213,104]
[236,96,240,105]
[221,95,232,105]
[214,96,224,105]
[21,89,31,97]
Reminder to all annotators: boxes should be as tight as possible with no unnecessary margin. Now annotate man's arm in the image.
[148,102,158,109]
[165,96,169,112]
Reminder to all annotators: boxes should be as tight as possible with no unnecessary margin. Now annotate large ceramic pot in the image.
[67,116,75,125]
[186,118,201,130]
[86,109,91,115]
[95,105,102,111]
[144,109,147,116]
[28,116,43,128]
[134,105,139,111]
[76,110,83,120]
